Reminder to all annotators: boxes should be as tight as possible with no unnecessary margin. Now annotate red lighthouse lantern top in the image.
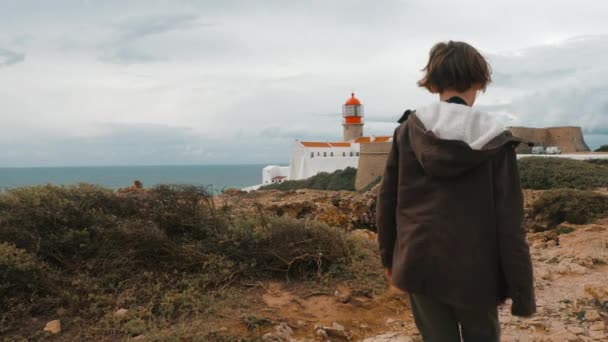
[345,92,361,106]
[342,92,364,124]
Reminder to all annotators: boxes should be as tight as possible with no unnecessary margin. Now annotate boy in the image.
[376,41,536,341]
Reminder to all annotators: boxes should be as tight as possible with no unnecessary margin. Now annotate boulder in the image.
[262,323,293,342]
[44,320,61,335]
[584,310,601,322]
[314,322,350,339]
[114,308,129,318]
[363,333,413,342]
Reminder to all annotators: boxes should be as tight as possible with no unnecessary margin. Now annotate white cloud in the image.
[0,0,607,166]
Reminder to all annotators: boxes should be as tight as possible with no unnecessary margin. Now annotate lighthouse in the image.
[342,93,364,141]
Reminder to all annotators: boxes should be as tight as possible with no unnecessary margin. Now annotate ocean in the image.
[0,165,268,191]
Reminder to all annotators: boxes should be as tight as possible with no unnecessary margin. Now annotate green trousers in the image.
[409,293,500,342]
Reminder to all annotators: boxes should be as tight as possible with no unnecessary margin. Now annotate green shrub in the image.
[518,157,608,189]
[0,243,51,305]
[326,167,357,191]
[260,167,357,191]
[360,176,382,193]
[586,159,608,167]
[595,144,608,152]
[0,243,56,333]
[531,189,608,230]
[0,184,368,338]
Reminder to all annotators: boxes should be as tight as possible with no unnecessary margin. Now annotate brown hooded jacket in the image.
[376,101,536,317]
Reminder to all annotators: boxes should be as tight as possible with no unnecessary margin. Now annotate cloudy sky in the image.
[1,0,607,166]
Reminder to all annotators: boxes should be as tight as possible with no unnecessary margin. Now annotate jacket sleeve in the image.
[376,126,401,269]
[494,145,536,317]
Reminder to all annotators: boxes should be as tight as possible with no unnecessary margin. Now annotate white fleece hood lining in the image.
[415,102,506,150]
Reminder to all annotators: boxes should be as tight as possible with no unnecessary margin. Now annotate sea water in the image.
[0,165,267,191]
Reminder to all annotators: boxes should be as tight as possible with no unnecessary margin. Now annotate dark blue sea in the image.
[0,165,267,190]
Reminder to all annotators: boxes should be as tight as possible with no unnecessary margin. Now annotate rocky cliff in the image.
[218,187,378,231]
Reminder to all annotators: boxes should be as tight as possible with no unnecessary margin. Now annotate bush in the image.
[518,157,608,189]
[0,184,367,338]
[0,243,51,305]
[595,144,608,152]
[260,167,357,191]
[531,189,608,230]
[225,216,355,279]
[586,159,608,167]
[0,243,55,333]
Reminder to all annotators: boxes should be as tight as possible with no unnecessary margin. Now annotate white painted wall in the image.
[262,165,290,185]
[288,142,360,180]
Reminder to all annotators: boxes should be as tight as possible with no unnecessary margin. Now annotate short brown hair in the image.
[417,41,492,93]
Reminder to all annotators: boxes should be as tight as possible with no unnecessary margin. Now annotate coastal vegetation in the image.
[530,189,608,231]
[518,157,608,189]
[261,158,608,192]
[1,158,607,339]
[595,144,608,152]
[0,184,382,340]
[260,167,358,191]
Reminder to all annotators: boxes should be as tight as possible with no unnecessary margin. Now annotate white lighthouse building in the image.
[253,93,392,188]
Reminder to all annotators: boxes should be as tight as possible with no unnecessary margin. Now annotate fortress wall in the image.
[353,126,591,191]
[509,126,590,153]
[544,127,590,152]
[355,142,391,191]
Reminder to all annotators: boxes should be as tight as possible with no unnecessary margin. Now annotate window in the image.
[317,152,320,156]
[323,152,327,157]
[311,152,314,158]
[356,152,360,157]
[330,152,334,157]
[343,152,346,157]
[350,152,353,157]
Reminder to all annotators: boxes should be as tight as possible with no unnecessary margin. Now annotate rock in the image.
[262,323,293,342]
[385,318,396,325]
[569,263,588,275]
[56,308,67,316]
[557,262,588,275]
[262,333,282,342]
[219,327,228,332]
[589,321,604,331]
[114,308,128,318]
[501,334,518,342]
[546,240,557,248]
[561,333,581,342]
[316,329,328,339]
[535,268,552,281]
[579,257,594,268]
[584,310,601,322]
[363,333,413,342]
[44,320,61,334]
[567,326,586,335]
[338,295,351,303]
[584,284,608,303]
[324,322,348,338]
[132,335,145,341]
[274,323,293,335]
[589,329,606,339]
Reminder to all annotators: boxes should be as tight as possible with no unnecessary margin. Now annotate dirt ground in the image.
[198,219,607,341]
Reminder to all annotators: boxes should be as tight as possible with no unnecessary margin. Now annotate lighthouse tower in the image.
[342,93,364,141]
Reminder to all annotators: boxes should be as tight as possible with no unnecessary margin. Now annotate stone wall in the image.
[509,126,590,153]
[355,142,391,191]
[353,126,590,189]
